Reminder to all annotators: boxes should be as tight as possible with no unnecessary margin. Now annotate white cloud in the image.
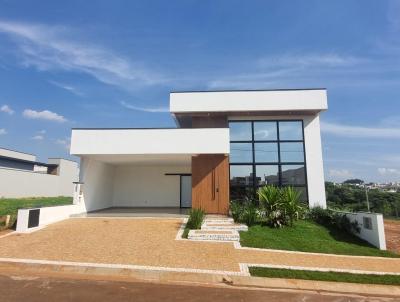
[321,121,400,139]
[328,169,353,178]
[37,129,46,134]
[48,80,83,96]
[0,20,167,91]
[259,53,364,68]
[31,135,44,140]
[56,138,70,150]
[0,128,7,135]
[120,100,169,113]
[23,109,67,123]
[378,168,400,176]
[0,104,14,115]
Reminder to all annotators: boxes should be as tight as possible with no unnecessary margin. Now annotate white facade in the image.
[170,89,327,114]
[0,158,79,198]
[0,148,36,162]
[71,128,230,156]
[71,89,328,212]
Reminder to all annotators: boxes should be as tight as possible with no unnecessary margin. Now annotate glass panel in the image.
[256,165,279,186]
[280,142,304,162]
[290,186,308,202]
[229,122,252,141]
[230,186,255,201]
[230,143,253,163]
[279,121,303,140]
[254,121,277,140]
[281,165,306,185]
[254,143,278,162]
[230,165,254,189]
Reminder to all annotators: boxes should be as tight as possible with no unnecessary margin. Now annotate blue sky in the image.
[0,0,399,183]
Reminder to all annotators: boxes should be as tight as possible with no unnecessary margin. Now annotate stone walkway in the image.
[188,218,247,241]
[0,218,399,276]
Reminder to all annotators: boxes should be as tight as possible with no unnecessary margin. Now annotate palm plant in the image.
[280,186,304,226]
[257,186,286,227]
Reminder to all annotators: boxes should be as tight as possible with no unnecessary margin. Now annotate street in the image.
[0,273,395,302]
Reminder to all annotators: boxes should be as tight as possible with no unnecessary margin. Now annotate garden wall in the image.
[344,211,386,250]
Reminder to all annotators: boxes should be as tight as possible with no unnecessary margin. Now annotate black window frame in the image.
[229,120,308,201]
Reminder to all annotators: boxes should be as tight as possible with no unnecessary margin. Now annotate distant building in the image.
[0,147,79,198]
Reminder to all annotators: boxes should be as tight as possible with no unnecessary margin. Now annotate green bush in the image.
[256,185,305,228]
[307,207,360,234]
[230,200,243,223]
[241,202,259,226]
[186,208,205,230]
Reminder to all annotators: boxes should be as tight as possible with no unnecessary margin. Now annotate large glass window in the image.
[230,143,253,163]
[280,142,304,163]
[229,122,252,141]
[229,120,307,201]
[254,143,278,162]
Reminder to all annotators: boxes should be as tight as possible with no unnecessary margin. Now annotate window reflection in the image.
[280,142,304,162]
[281,165,306,185]
[256,165,279,186]
[229,122,252,141]
[230,165,254,186]
[230,143,253,163]
[279,121,303,140]
[254,122,277,140]
[254,143,278,162]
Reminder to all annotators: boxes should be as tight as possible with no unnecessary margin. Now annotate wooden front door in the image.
[191,154,229,214]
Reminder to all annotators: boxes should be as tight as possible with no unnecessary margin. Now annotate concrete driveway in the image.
[0,218,399,275]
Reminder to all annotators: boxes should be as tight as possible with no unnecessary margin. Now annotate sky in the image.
[0,0,399,183]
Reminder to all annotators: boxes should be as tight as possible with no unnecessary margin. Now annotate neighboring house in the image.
[0,147,79,198]
[70,89,327,214]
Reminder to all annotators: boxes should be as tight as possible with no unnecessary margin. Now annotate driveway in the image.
[0,218,399,275]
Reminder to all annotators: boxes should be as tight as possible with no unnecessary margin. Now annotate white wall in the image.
[0,159,79,198]
[71,128,229,156]
[16,204,84,233]
[170,90,328,113]
[79,157,115,212]
[345,212,386,250]
[303,114,326,208]
[0,148,36,161]
[112,165,190,207]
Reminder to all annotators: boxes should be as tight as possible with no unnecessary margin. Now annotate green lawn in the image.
[250,267,400,285]
[0,196,73,216]
[240,220,398,258]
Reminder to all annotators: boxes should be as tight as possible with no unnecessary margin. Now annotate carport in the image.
[70,128,230,214]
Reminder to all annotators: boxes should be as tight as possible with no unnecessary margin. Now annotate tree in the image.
[343,179,364,185]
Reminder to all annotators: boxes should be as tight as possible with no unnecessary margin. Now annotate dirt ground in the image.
[385,220,400,254]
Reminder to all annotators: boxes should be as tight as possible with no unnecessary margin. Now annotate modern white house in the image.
[70,89,327,214]
[0,147,79,198]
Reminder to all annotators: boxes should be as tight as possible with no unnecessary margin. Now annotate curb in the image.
[0,259,399,298]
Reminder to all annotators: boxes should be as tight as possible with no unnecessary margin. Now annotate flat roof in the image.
[170,89,328,114]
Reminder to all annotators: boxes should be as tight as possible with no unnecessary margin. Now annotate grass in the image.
[0,196,73,216]
[182,227,190,239]
[249,267,400,285]
[240,220,398,258]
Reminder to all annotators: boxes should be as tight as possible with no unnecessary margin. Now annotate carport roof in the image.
[70,128,229,157]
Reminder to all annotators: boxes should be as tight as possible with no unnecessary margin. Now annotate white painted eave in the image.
[70,128,229,156]
[170,89,328,114]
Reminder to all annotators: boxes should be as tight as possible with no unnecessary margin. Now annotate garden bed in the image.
[249,267,400,285]
[240,220,398,258]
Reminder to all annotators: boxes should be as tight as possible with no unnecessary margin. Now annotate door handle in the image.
[216,188,219,193]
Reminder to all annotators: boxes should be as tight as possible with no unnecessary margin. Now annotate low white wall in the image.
[112,165,190,207]
[0,159,79,198]
[79,157,115,212]
[16,204,84,233]
[344,212,386,250]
